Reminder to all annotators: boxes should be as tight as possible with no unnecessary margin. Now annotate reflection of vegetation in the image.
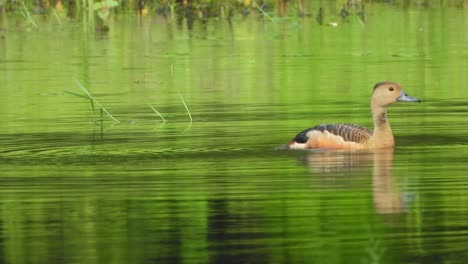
[20,1,38,29]
[92,0,119,31]
[93,0,119,21]
[1,0,465,33]
[2,0,465,24]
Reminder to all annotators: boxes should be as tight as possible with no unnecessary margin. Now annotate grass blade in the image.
[178,92,192,124]
[21,1,39,28]
[52,9,63,26]
[255,3,274,22]
[74,79,120,123]
[145,100,167,122]
[63,90,95,112]
[63,90,91,100]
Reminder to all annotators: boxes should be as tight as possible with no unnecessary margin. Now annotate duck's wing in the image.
[292,123,373,144]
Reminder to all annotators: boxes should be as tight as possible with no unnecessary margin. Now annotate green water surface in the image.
[1,3,468,264]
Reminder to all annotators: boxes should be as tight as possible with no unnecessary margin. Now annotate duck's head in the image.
[371,82,421,108]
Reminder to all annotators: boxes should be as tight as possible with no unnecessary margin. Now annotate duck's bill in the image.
[397,90,421,103]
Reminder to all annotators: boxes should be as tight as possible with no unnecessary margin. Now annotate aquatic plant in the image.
[145,100,167,123]
[178,92,192,125]
[93,0,119,21]
[255,2,274,22]
[138,73,167,123]
[64,80,120,123]
[3,0,461,28]
[20,1,39,29]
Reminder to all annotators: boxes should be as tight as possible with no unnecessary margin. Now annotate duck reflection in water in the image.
[303,149,408,215]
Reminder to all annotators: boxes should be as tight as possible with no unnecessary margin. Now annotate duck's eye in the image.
[389,87,394,91]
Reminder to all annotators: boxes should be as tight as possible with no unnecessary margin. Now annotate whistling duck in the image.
[288,82,421,150]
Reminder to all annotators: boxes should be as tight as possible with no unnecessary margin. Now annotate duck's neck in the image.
[369,104,394,148]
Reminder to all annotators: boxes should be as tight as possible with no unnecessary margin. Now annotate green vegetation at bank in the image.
[1,0,467,23]
[2,0,466,33]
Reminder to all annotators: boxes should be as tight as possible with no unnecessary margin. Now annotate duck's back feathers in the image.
[289,124,373,149]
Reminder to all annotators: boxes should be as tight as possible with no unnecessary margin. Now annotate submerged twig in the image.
[73,79,120,123]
